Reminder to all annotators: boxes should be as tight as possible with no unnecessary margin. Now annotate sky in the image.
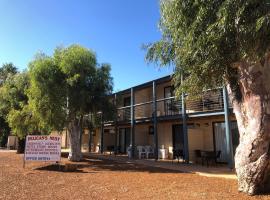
[0,0,173,91]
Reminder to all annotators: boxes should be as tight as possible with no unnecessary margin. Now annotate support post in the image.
[152,81,158,160]
[114,94,118,155]
[131,87,135,158]
[181,73,189,163]
[88,113,93,152]
[182,92,189,163]
[100,113,104,154]
[88,129,92,152]
[223,87,234,169]
[65,128,68,149]
[88,120,93,153]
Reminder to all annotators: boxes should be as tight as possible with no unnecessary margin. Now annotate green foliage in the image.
[0,63,17,86]
[28,44,114,132]
[0,63,18,145]
[0,117,10,147]
[7,105,42,139]
[28,55,66,131]
[0,72,29,118]
[145,0,270,96]
[0,72,42,139]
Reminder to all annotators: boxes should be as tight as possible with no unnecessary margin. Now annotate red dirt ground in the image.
[0,152,269,200]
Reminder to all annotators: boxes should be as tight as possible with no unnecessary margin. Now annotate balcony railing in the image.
[156,97,182,116]
[117,106,131,121]
[116,88,227,122]
[186,88,224,113]
[134,101,153,119]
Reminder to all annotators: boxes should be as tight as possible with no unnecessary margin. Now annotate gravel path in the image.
[0,152,269,200]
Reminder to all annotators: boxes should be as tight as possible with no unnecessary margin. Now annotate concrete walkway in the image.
[0,149,17,153]
[84,152,237,180]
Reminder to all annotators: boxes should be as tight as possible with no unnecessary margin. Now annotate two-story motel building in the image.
[61,75,239,168]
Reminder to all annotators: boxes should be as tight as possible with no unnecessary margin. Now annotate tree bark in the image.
[16,138,25,154]
[227,53,270,195]
[68,119,82,162]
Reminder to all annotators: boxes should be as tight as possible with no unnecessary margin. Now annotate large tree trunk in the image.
[16,138,25,154]
[227,53,270,195]
[68,119,82,162]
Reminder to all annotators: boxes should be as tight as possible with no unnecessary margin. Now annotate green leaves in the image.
[146,0,270,96]
[28,55,66,131]
[28,44,113,131]
[0,45,113,138]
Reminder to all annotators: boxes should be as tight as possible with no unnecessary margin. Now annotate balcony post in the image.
[182,92,189,163]
[114,93,118,155]
[88,114,93,152]
[131,87,135,158]
[152,81,158,160]
[88,128,92,152]
[181,73,189,163]
[223,87,234,169]
[100,112,104,154]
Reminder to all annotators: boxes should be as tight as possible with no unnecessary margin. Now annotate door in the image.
[213,121,239,163]
[213,122,227,162]
[125,128,131,151]
[118,128,131,153]
[172,125,184,151]
[119,128,126,153]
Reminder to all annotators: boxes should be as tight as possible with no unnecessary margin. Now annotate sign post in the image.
[24,135,61,168]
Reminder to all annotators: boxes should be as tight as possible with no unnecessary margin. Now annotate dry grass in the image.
[0,152,269,200]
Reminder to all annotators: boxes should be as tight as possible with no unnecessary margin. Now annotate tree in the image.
[145,0,270,195]
[0,72,41,152]
[28,45,113,161]
[0,63,18,147]
[0,63,17,86]
[0,117,10,147]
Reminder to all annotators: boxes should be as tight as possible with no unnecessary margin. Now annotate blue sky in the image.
[0,0,173,91]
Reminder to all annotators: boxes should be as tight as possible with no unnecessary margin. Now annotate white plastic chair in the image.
[145,146,154,159]
[137,146,146,159]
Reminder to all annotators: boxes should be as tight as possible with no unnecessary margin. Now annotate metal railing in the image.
[186,88,224,113]
[117,106,131,121]
[116,88,226,122]
[134,101,153,119]
[156,97,182,116]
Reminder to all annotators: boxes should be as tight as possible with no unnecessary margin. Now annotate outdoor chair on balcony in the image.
[172,149,184,163]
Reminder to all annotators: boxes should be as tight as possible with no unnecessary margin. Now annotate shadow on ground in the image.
[35,164,93,173]
[33,152,187,174]
[81,158,185,174]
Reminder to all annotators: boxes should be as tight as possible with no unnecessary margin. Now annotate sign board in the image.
[24,135,61,162]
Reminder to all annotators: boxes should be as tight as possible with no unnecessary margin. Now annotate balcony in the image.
[116,88,228,122]
[186,88,224,113]
[117,106,131,121]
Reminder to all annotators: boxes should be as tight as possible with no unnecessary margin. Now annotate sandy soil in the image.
[0,152,269,200]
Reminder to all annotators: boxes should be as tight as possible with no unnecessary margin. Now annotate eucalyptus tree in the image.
[0,63,18,146]
[0,63,17,86]
[0,72,41,152]
[145,0,270,195]
[29,45,113,161]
